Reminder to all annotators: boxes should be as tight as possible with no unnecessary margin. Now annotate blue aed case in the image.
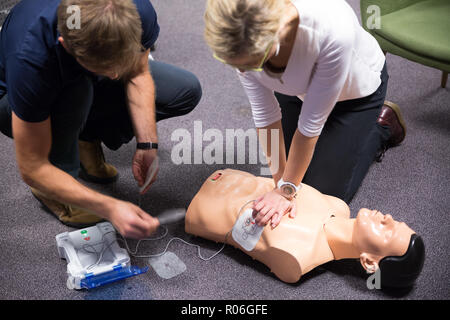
[55,222,148,290]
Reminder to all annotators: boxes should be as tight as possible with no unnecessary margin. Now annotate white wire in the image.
[82,199,256,268]
[118,235,226,261]
[84,227,169,270]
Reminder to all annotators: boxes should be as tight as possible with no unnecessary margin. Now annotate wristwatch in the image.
[136,142,158,150]
[277,178,301,200]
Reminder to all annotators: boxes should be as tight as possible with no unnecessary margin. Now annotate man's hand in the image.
[132,148,158,194]
[126,49,159,195]
[252,189,297,229]
[108,199,160,239]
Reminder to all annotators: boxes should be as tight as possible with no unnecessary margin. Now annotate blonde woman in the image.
[205,0,406,228]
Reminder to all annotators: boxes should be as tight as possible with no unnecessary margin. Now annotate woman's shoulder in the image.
[293,0,358,37]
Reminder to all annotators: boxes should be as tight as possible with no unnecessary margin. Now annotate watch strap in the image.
[136,142,158,150]
[277,178,301,193]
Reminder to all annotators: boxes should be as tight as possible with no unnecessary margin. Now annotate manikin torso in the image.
[185,169,351,283]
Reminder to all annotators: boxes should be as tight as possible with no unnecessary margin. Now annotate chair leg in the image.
[442,71,448,88]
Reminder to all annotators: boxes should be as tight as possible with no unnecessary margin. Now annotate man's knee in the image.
[156,71,202,121]
[177,71,202,115]
[150,59,203,119]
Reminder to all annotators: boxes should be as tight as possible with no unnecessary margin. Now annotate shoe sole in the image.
[79,163,119,185]
[383,100,407,139]
[31,190,102,229]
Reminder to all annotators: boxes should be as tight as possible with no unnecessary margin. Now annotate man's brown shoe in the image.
[31,187,104,228]
[79,140,118,184]
[377,101,407,147]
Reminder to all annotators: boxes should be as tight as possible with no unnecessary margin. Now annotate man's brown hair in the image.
[57,0,144,80]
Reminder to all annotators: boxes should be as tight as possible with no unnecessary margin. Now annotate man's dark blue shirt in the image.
[0,0,159,123]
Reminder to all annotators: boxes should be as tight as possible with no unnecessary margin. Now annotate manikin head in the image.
[353,209,425,288]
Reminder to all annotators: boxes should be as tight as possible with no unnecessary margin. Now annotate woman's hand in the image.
[252,189,297,229]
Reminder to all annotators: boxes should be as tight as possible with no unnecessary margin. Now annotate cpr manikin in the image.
[185,169,425,288]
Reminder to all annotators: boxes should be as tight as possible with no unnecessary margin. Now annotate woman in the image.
[204,0,406,228]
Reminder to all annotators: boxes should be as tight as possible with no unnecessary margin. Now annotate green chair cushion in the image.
[374,0,450,64]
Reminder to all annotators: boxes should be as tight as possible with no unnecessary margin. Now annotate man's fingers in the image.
[123,209,152,237]
[119,220,146,240]
[140,167,159,194]
[122,230,145,240]
[137,208,160,235]
[140,181,153,195]
[132,166,143,186]
[140,210,160,229]
[140,168,159,195]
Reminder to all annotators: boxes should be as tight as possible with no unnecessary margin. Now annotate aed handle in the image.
[157,208,186,225]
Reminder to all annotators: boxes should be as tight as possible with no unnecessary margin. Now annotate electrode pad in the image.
[148,251,186,279]
[231,208,264,251]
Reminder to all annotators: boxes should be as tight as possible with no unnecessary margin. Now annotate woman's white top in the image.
[237,0,386,137]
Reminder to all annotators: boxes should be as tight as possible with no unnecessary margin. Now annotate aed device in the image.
[55,222,148,290]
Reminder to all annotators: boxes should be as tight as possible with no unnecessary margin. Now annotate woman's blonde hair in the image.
[57,0,144,80]
[204,0,286,61]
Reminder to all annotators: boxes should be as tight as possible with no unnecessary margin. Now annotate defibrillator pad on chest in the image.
[231,208,264,251]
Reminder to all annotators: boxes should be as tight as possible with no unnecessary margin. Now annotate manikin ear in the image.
[359,253,380,274]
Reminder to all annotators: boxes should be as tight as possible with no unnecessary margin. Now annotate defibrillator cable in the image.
[83,199,256,269]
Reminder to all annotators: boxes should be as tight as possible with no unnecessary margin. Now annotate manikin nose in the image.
[382,214,394,224]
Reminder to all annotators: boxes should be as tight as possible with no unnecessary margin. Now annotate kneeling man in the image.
[0,0,202,239]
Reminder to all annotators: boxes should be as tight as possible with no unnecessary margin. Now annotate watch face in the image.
[281,185,295,196]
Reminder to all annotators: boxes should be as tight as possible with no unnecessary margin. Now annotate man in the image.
[0,0,202,239]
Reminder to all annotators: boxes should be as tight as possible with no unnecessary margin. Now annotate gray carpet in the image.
[0,0,449,300]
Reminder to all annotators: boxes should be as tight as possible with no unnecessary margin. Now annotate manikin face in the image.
[353,208,415,258]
